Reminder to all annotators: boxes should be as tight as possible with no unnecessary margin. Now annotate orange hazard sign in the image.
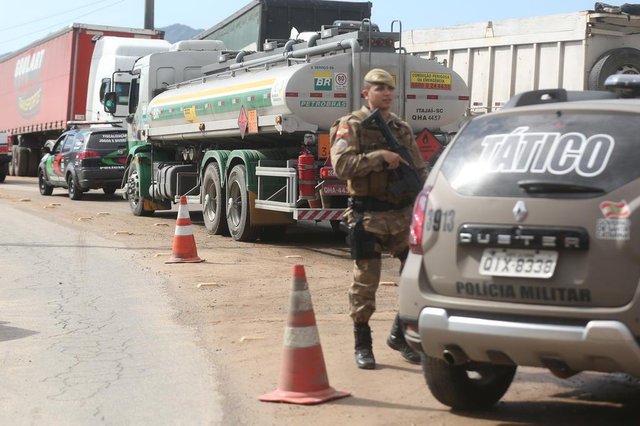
[415,129,443,164]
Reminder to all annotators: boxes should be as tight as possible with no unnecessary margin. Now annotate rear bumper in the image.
[411,307,640,377]
[77,169,124,189]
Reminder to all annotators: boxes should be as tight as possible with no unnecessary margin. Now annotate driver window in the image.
[61,135,75,153]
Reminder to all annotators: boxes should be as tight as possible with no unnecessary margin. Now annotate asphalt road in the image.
[2,178,640,425]
[0,201,223,424]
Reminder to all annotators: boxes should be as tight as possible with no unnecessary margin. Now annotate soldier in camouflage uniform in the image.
[329,68,427,369]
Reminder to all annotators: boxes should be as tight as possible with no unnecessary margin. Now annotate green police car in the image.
[38,125,128,200]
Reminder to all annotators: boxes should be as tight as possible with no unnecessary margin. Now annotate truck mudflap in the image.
[294,208,345,221]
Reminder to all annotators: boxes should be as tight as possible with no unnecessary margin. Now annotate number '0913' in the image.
[426,209,455,232]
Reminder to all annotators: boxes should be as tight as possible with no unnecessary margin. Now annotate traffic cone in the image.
[165,196,205,264]
[259,264,350,405]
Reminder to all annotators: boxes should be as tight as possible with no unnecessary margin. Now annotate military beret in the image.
[364,68,395,89]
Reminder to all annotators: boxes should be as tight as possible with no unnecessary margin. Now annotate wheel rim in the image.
[68,177,74,196]
[203,183,219,224]
[228,179,242,228]
[39,174,45,191]
[127,169,142,208]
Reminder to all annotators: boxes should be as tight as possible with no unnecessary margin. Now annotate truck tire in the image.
[126,164,154,216]
[16,147,29,176]
[27,148,40,176]
[202,162,229,235]
[9,146,16,176]
[588,48,640,90]
[67,174,83,200]
[38,170,53,195]
[226,164,259,242]
[422,354,516,410]
[0,163,7,183]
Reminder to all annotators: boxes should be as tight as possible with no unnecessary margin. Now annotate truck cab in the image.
[85,36,171,122]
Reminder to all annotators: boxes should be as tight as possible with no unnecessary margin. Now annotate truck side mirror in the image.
[126,114,135,124]
[103,92,118,114]
[42,146,51,154]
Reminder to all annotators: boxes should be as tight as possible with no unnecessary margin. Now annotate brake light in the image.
[409,186,432,254]
[78,150,99,160]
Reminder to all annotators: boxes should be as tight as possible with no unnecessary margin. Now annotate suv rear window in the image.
[86,131,127,149]
[441,110,640,198]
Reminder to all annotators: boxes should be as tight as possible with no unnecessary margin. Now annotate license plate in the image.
[479,249,558,279]
[322,182,349,196]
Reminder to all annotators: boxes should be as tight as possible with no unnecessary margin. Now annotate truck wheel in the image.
[27,148,40,177]
[9,146,16,176]
[588,48,640,90]
[226,164,259,242]
[126,165,154,216]
[16,147,29,176]
[202,162,229,235]
[67,174,83,200]
[422,354,516,410]
[38,170,53,195]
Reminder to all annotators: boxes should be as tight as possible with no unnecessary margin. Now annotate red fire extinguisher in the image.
[298,148,320,208]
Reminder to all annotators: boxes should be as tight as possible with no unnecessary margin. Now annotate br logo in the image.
[314,72,333,91]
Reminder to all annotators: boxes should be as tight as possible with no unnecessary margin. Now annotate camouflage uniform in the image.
[330,105,427,323]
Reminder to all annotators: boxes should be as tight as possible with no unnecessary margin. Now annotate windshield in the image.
[86,131,127,149]
[441,110,640,198]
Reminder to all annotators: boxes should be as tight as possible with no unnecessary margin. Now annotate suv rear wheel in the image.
[38,171,53,195]
[422,355,516,410]
[67,174,83,200]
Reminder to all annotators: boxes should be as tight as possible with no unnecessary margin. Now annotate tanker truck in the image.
[105,21,469,241]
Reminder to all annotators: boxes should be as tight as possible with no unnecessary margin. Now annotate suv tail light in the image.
[78,150,99,160]
[409,186,432,255]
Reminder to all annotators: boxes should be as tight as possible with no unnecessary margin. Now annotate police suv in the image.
[399,75,640,410]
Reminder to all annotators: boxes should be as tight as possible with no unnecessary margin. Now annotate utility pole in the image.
[144,0,154,30]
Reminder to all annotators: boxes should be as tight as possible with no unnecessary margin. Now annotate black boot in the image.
[387,314,421,364]
[353,323,375,369]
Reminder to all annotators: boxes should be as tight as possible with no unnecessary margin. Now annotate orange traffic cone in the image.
[165,196,204,264]
[259,264,350,405]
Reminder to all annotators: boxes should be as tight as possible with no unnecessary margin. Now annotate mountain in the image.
[158,24,204,43]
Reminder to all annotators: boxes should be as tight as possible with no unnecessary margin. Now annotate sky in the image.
[1,0,594,55]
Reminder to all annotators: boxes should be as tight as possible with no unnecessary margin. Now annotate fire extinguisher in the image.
[298,147,320,208]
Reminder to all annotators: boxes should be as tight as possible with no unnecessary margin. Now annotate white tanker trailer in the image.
[105,21,470,242]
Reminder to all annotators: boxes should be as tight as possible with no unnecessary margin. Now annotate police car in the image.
[38,123,127,200]
[399,75,640,410]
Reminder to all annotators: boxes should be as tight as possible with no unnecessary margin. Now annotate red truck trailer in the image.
[0,24,163,177]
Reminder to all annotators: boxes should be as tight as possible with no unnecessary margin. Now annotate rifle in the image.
[360,109,423,198]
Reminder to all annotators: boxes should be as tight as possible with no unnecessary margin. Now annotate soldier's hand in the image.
[381,150,409,170]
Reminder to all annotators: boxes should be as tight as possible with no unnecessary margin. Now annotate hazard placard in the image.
[247,109,258,134]
[415,129,443,164]
[238,105,248,139]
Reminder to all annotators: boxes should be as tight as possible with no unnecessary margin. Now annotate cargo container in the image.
[403,10,640,115]
[0,24,164,177]
[196,0,371,51]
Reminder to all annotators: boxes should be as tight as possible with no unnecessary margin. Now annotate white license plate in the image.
[479,249,558,279]
[322,182,349,196]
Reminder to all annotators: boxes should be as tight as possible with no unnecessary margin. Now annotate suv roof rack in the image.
[605,74,640,98]
[66,120,123,129]
[503,88,618,109]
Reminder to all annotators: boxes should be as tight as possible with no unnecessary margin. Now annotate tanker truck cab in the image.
[110,21,470,242]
